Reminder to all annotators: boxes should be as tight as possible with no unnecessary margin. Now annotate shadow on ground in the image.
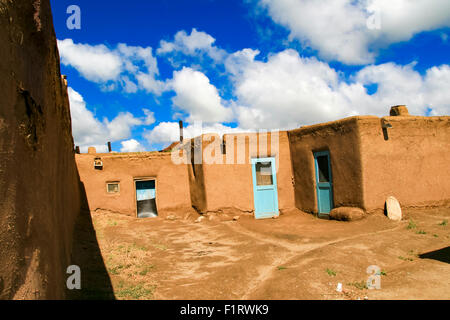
[66,182,115,300]
[420,246,450,264]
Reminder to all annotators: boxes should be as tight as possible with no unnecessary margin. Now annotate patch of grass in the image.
[416,230,427,235]
[107,220,118,226]
[349,281,367,290]
[277,266,287,271]
[398,256,414,262]
[139,265,155,276]
[407,219,417,230]
[408,250,418,258]
[326,268,337,277]
[116,281,155,300]
[438,220,448,226]
[378,270,387,276]
[131,243,148,252]
[433,234,439,238]
[108,263,132,275]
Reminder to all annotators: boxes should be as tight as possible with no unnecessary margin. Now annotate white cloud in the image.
[104,112,144,142]
[143,108,156,125]
[120,139,145,152]
[257,0,450,64]
[157,28,227,63]
[135,72,166,95]
[225,48,261,77]
[168,67,233,123]
[227,49,450,129]
[58,39,123,82]
[58,39,164,94]
[144,121,247,145]
[68,87,155,152]
[68,87,108,152]
[144,122,180,144]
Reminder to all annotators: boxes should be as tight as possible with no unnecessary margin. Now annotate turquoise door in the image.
[314,151,334,214]
[251,157,279,219]
[136,180,157,218]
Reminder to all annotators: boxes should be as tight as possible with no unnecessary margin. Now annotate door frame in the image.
[251,157,279,219]
[134,177,158,218]
[313,151,334,215]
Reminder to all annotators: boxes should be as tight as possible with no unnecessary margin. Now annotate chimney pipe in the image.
[107,142,112,153]
[179,121,184,143]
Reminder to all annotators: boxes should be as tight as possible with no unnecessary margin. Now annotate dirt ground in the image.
[70,207,450,300]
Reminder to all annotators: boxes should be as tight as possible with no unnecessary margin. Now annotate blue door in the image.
[251,157,279,219]
[314,151,334,214]
[136,180,157,218]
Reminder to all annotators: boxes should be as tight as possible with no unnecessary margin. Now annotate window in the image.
[107,182,120,194]
[255,161,274,186]
[316,155,330,183]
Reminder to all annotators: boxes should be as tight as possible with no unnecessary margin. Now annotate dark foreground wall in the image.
[0,0,82,299]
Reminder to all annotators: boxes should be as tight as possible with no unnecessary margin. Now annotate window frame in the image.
[106,182,120,194]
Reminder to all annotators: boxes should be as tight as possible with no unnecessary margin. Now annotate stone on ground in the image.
[330,207,365,221]
[386,196,402,221]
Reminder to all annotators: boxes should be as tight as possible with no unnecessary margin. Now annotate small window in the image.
[317,156,330,183]
[107,182,120,194]
[255,161,274,186]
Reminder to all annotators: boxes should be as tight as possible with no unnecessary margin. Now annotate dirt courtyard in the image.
[68,207,450,300]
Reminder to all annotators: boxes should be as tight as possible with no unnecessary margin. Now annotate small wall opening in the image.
[106,182,120,194]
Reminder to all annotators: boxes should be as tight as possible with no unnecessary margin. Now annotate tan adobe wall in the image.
[359,116,450,213]
[75,153,192,217]
[192,131,296,214]
[288,117,365,214]
[0,0,82,299]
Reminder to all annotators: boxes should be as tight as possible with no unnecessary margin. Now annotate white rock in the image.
[386,196,402,221]
[233,216,240,221]
[195,216,205,223]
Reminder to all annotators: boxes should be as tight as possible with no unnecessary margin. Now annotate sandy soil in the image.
[72,207,450,300]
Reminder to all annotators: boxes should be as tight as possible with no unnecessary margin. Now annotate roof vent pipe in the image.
[179,121,184,143]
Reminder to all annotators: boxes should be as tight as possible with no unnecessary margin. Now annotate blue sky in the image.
[50,0,450,153]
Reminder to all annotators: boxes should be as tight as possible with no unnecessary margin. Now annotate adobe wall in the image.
[288,117,365,214]
[359,116,450,213]
[0,0,82,299]
[195,131,296,214]
[75,153,192,217]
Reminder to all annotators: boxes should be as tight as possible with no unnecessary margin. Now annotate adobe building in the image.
[289,109,450,215]
[76,151,192,218]
[76,106,450,220]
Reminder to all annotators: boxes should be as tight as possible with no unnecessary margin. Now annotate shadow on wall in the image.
[66,181,115,300]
